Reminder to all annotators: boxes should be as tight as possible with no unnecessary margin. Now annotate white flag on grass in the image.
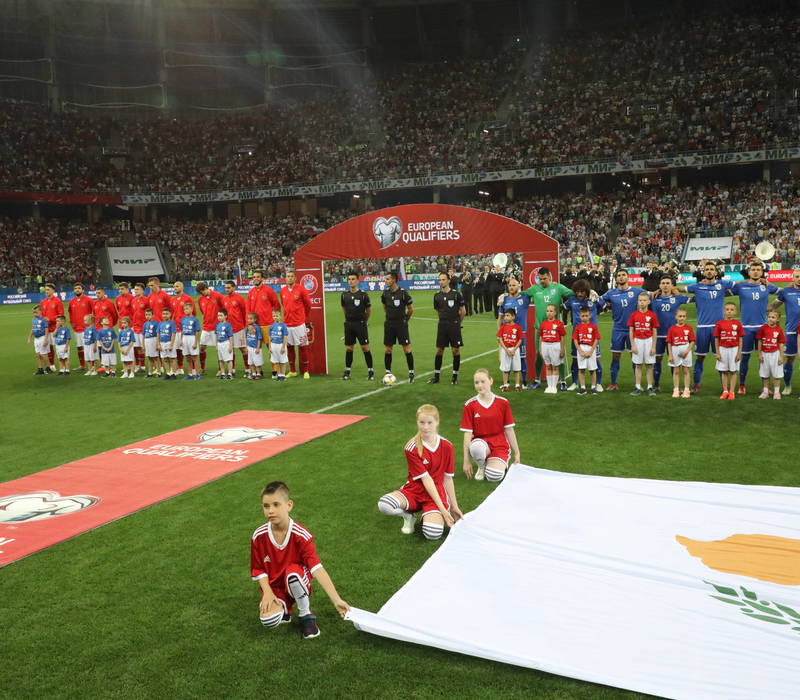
[349,465,800,700]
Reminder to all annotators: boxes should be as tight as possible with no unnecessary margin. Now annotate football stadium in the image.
[1,0,799,697]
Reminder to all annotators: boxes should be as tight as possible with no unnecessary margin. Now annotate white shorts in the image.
[199,330,217,346]
[119,344,135,361]
[160,345,177,359]
[232,329,246,349]
[247,346,264,367]
[286,324,309,346]
[540,341,563,366]
[56,344,70,360]
[669,345,693,368]
[134,332,144,348]
[84,345,97,362]
[33,336,49,354]
[499,347,521,372]
[632,336,655,365]
[270,342,288,364]
[759,351,782,379]
[144,337,158,358]
[715,345,740,372]
[217,340,233,363]
[577,344,598,371]
[182,336,199,356]
[100,351,116,367]
[74,333,85,348]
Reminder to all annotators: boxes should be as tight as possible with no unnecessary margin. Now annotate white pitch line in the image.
[312,347,498,414]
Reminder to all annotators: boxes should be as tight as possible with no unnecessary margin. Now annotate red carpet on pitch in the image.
[0,410,365,567]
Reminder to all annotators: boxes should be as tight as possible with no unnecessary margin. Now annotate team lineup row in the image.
[254,368,518,638]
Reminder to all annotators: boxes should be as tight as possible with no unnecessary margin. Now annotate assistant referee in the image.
[428,271,466,384]
[341,272,374,380]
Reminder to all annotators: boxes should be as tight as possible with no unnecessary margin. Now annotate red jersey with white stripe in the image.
[250,519,322,591]
[130,293,149,333]
[496,322,525,348]
[460,394,514,439]
[539,319,566,343]
[666,324,695,347]
[714,319,744,348]
[40,295,64,331]
[170,293,194,326]
[147,289,172,322]
[198,290,225,331]
[222,292,248,332]
[115,293,135,326]
[401,435,454,504]
[247,284,280,326]
[92,297,117,329]
[68,294,93,332]
[756,324,786,353]
[280,284,311,327]
[627,310,659,339]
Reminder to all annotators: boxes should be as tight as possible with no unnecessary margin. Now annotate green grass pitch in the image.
[2,291,797,700]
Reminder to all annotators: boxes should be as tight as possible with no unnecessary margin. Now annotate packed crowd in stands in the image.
[2,179,797,288]
[0,11,798,195]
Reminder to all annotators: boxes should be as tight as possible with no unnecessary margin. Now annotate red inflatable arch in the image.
[293,204,559,374]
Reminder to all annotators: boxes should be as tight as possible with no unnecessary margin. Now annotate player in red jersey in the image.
[92,287,117,329]
[377,404,462,540]
[714,301,744,400]
[170,281,195,375]
[627,292,659,396]
[756,310,786,400]
[538,304,566,394]
[246,269,281,339]
[130,283,150,372]
[572,305,601,394]
[223,280,249,373]
[195,281,225,371]
[115,282,135,327]
[146,276,171,325]
[461,368,521,483]
[279,270,312,378]
[251,481,350,639]
[68,283,93,370]
[40,283,64,371]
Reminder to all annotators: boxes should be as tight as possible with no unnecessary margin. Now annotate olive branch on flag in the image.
[705,581,800,633]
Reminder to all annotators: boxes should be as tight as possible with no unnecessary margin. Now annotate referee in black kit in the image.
[341,272,374,380]
[381,270,415,382]
[428,271,466,385]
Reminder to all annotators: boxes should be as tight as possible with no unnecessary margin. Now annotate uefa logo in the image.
[301,274,318,295]
[0,490,100,523]
[196,427,286,445]
[372,216,402,249]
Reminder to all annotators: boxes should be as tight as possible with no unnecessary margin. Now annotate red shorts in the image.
[475,434,511,465]
[261,563,311,614]
[398,485,450,517]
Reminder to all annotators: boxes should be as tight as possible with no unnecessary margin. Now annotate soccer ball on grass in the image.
[382,373,397,387]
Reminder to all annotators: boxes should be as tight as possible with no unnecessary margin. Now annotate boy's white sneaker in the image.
[782,385,792,395]
[566,383,578,391]
[758,388,769,399]
[475,465,485,480]
[773,390,781,400]
[400,512,415,534]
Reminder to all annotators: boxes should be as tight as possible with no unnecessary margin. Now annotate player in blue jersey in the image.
[650,275,691,391]
[729,260,779,394]
[157,308,178,380]
[599,268,645,390]
[771,268,800,395]
[142,308,160,377]
[215,309,234,379]
[53,315,72,375]
[117,316,136,379]
[677,260,734,392]
[268,309,289,381]
[497,277,531,385]
[180,301,201,380]
[563,278,604,390]
[97,316,118,377]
